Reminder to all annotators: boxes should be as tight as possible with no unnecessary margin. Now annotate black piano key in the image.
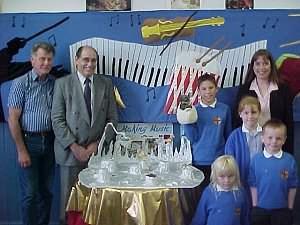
[232,67,238,87]
[161,68,168,85]
[102,56,105,74]
[147,67,155,87]
[118,58,122,78]
[138,65,145,84]
[239,65,245,85]
[124,59,129,80]
[154,68,161,87]
[112,57,116,76]
[133,63,139,82]
[221,68,227,88]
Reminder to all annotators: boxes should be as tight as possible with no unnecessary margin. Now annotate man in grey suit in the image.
[51,45,118,225]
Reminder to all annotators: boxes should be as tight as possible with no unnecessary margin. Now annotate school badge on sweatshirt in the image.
[280,169,289,180]
[235,207,241,216]
[213,116,222,125]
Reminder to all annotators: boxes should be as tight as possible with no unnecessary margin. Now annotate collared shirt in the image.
[242,123,263,158]
[77,72,94,110]
[8,69,55,132]
[250,78,278,126]
[215,184,239,192]
[199,98,217,108]
[263,148,283,159]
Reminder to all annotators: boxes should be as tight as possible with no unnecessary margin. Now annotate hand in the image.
[179,95,192,110]
[70,143,90,162]
[18,150,31,168]
[7,37,26,55]
[86,142,98,156]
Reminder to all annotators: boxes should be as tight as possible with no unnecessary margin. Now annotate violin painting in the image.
[141,16,225,42]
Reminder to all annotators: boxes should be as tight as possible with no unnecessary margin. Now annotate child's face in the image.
[262,127,286,154]
[216,173,236,190]
[199,80,217,105]
[239,105,260,130]
[253,55,271,81]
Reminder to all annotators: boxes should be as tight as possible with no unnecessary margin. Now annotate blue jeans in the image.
[19,133,55,225]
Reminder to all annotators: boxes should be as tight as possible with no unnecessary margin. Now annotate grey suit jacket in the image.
[51,73,118,166]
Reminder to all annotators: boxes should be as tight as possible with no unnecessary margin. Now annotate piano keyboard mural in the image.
[69,37,266,119]
[70,37,266,88]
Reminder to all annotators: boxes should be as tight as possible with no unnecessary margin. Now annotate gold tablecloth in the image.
[67,182,200,225]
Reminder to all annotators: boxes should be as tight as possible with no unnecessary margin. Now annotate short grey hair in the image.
[31,42,55,56]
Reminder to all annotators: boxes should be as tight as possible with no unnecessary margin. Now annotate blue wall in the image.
[1,9,300,224]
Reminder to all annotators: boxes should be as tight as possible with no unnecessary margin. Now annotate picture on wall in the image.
[226,0,253,9]
[86,0,131,11]
[171,0,200,9]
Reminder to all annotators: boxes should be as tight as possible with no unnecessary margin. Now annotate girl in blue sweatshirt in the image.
[191,155,249,225]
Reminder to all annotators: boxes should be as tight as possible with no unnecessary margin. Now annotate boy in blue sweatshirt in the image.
[225,96,263,186]
[248,119,298,225]
[183,74,232,187]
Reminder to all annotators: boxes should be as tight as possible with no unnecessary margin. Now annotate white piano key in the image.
[149,45,166,87]
[145,46,160,87]
[136,45,153,85]
[69,44,76,74]
[94,38,103,74]
[234,45,245,86]
[127,43,141,82]
[120,41,130,79]
[112,40,123,78]
[142,45,156,85]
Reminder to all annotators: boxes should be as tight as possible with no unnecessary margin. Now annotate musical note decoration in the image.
[137,14,141,25]
[262,17,270,29]
[272,18,279,29]
[240,24,245,37]
[141,16,225,43]
[109,15,120,27]
[130,14,134,27]
[22,17,26,28]
[146,88,156,102]
[12,16,16,27]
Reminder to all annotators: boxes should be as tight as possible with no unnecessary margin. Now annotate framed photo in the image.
[226,0,253,9]
[87,0,131,11]
[171,0,200,9]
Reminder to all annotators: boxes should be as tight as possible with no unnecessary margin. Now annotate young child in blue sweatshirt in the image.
[191,155,249,225]
[183,74,232,187]
[225,96,263,186]
[248,119,298,225]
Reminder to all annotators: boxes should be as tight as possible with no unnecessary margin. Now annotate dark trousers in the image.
[19,133,55,225]
[251,207,293,225]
